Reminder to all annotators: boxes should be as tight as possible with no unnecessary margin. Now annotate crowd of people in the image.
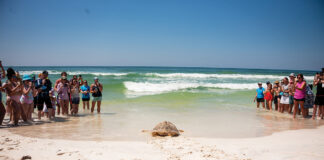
[254,68,324,119]
[0,61,103,126]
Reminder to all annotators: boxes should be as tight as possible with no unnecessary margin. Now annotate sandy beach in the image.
[1,122,324,160]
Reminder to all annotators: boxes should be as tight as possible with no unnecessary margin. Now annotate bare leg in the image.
[312,104,318,119]
[256,102,260,108]
[9,100,22,125]
[269,100,273,111]
[91,101,96,113]
[261,102,265,109]
[97,101,101,113]
[299,101,305,118]
[86,101,89,110]
[0,102,5,125]
[83,101,85,110]
[293,101,299,119]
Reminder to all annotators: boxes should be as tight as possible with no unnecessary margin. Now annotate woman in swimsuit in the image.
[3,68,27,125]
[264,83,273,111]
[57,76,70,115]
[20,75,35,121]
[293,74,307,119]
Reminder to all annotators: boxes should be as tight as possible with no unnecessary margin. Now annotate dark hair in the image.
[297,73,304,79]
[284,77,288,81]
[43,70,48,75]
[320,72,323,76]
[61,71,67,76]
[308,84,313,90]
[6,67,16,79]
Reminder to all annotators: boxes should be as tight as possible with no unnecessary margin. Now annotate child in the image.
[49,90,56,118]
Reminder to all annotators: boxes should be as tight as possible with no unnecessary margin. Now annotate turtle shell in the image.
[152,121,180,137]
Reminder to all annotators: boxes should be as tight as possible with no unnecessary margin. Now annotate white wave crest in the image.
[145,73,313,80]
[124,81,258,95]
[18,70,128,76]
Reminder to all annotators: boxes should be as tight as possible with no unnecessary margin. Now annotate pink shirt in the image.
[294,81,306,99]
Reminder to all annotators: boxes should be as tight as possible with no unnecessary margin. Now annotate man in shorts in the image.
[254,82,265,109]
[35,70,53,120]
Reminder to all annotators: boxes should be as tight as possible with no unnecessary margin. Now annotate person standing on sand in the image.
[54,72,68,115]
[293,74,306,119]
[3,68,27,125]
[57,76,70,115]
[313,72,324,119]
[70,79,80,115]
[264,83,273,111]
[20,75,35,121]
[80,80,90,110]
[280,77,290,113]
[273,81,281,111]
[90,77,103,113]
[254,82,265,109]
[0,61,6,125]
[35,71,53,120]
[288,73,296,113]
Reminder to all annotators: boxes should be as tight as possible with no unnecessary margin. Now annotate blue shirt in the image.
[256,87,265,98]
[81,85,90,99]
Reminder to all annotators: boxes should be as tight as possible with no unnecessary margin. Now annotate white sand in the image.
[1,125,324,160]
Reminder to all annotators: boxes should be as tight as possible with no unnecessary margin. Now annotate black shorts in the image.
[82,98,90,101]
[274,96,280,104]
[315,96,324,105]
[294,98,305,102]
[72,97,80,104]
[37,93,52,111]
[257,98,264,102]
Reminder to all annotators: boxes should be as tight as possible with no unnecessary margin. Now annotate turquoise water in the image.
[6,66,323,140]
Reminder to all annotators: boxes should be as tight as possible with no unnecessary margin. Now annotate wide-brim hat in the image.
[22,74,32,81]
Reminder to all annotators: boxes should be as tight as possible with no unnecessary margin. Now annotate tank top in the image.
[71,86,80,98]
[316,82,324,96]
[294,81,306,99]
[92,85,102,97]
[282,84,289,97]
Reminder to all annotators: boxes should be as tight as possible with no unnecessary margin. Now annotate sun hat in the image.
[22,74,32,81]
[289,73,295,77]
[94,77,99,80]
[274,80,279,84]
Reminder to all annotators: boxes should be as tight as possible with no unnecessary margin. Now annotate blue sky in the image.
[0,0,323,70]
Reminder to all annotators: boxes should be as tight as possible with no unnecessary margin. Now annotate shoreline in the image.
[1,124,324,160]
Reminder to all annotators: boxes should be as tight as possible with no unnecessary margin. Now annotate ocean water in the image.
[5,66,324,141]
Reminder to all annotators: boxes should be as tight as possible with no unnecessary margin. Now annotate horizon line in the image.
[3,65,320,72]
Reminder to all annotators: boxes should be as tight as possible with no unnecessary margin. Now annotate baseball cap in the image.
[258,82,262,85]
[94,77,99,80]
[289,73,295,77]
[266,81,270,84]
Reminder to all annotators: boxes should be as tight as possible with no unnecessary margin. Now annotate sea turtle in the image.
[143,121,183,137]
